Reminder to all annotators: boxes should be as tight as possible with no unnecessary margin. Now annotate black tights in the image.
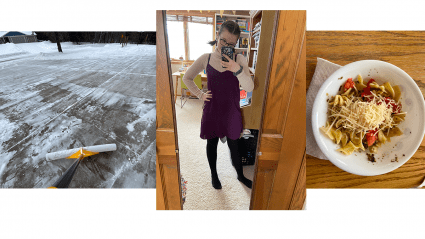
[206,137,252,189]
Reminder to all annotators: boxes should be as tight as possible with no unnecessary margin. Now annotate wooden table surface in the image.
[306,31,425,188]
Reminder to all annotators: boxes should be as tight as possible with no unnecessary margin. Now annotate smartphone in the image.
[221,46,234,68]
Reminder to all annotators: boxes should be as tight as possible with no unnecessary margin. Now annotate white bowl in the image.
[312,60,425,176]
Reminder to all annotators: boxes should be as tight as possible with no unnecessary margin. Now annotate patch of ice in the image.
[126,117,145,134]
[0,117,19,150]
[140,108,156,122]
[125,106,155,135]
[0,151,17,181]
[104,93,124,107]
[126,123,135,132]
[85,105,97,113]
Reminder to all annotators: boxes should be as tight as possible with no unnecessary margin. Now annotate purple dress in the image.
[200,54,242,140]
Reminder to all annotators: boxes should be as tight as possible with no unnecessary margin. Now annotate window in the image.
[166,21,185,60]
[188,22,213,60]
[166,18,213,60]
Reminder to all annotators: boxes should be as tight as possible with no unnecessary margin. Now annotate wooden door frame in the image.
[249,10,280,209]
[156,10,182,210]
[250,10,306,210]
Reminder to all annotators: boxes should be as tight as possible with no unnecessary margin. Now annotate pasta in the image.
[321,75,406,155]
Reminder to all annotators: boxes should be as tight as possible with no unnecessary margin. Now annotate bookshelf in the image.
[248,11,263,73]
[214,13,251,58]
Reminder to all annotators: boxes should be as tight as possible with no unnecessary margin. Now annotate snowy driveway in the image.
[0,42,156,188]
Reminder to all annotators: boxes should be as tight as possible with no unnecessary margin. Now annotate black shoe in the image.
[211,174,222,189]
[237,175,252,189]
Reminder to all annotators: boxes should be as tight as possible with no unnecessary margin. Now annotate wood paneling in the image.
[251,10,306,210]
[289,34,307,209]
[306,31,425,188]
[156,10,182,210]
[289,151,307,210]
[156,154,165,210]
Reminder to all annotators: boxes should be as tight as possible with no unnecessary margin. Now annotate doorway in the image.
[168,10,259,210]
[156,10,307,210]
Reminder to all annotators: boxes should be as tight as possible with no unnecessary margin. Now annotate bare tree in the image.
[54,32,63,53]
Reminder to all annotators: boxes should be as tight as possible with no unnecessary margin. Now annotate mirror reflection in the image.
[166,10,259,210]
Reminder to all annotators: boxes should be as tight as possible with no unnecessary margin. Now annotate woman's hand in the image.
[221,54,241,73]
[202,90,212,101]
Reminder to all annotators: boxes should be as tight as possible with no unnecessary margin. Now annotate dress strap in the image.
[207,54,211,65]
[235,53,237,62]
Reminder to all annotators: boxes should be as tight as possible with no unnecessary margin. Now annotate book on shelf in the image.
[252,51,258,70]
[216,16,226,31]
[235,18,248,30]
[240,88,253,108]
[239,37,249,48]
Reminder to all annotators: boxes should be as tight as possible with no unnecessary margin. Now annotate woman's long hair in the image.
[208,20,241,46]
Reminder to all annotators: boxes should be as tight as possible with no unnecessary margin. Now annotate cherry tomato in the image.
[344,78,355,91]
[361,79,378,100]
[366,130,377,146]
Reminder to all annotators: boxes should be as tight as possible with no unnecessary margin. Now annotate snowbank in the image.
[0,43,24,55]
[0,41,156,64]
[0,41,73,56]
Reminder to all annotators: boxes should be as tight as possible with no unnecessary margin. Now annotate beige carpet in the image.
[175,96,254,210]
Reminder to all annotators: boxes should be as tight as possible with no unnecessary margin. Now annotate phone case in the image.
[221,46,234,67]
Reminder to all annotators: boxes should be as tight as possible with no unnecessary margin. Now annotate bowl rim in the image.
[311,60,425,176]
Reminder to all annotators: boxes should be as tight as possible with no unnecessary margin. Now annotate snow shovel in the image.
[45,144,117,188]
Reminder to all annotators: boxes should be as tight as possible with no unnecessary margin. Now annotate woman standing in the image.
[183,21,254,189]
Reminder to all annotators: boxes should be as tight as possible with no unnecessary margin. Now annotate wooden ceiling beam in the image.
[166,10,216,17]
[166,10,250,18]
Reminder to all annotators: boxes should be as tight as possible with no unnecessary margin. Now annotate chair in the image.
[180,73,203,108]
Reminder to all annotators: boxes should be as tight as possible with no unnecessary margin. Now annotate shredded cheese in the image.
[329,92,394,134]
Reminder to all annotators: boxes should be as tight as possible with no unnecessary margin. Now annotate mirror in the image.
[164,10,265,210]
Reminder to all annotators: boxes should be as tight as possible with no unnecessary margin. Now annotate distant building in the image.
[0,31,38,44]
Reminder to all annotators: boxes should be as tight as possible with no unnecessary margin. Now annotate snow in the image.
[0,41,68,56]
[0,41,156,61]
[0,117,18,144]
[126,107,155,134]
[0,116,19,180]
[0,42,156,188]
